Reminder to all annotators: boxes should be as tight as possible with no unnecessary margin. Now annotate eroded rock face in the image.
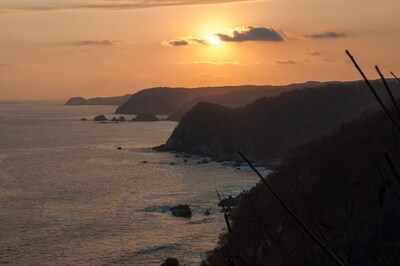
[132,113,159,122]
[170,205,192,218]
[94,115,108,121]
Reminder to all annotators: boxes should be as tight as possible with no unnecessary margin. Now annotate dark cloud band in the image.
[0,0,258,12]
[305,32,346,39]
[217,26,284,42]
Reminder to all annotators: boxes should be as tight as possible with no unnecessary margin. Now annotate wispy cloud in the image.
[0,0,262,12]
[305,49,321,56]
[162,37,206,47]
[0,63,14,67]
[61,40,123,46]
[275,59,309,65]
[192,61,241,65]
[305,31,346,39]
[217,26,283,42]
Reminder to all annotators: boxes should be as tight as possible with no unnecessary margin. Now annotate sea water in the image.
[0,101,265,265]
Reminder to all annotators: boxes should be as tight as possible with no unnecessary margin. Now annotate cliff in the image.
[115,82,322,116]
[205,101,400,265]
[66,94,132,106]
[162,80,400,163]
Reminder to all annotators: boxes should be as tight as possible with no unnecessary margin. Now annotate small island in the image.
[131,113,159,122]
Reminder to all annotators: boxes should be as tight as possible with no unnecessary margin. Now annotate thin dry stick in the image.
[376,66,400,120]
[216,189,233,234]
[391,71,400,83]
[385,152,400,186]
[238,151,348,266]
[345,50,399,129]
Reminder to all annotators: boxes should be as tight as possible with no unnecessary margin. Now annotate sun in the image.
[205,34,220,46]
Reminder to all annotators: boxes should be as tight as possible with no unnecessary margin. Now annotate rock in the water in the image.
[111,117,118,122]
[132,113,159,122]
[170,205,192,218]
[117,116,126,122]
[218,194,242,207]
[80,118,87,121]
[142,161,148,164]
[202,159,209,164]
[204,209,211,216]
[160,258,180,266]
[94,115,108,121]
[117,147,122,150]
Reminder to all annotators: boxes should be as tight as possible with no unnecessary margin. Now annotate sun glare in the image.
[205,34,220,46]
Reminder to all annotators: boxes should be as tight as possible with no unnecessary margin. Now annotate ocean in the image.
[0,101,266,265]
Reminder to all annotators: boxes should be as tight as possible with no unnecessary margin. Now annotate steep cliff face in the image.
[163,80,400,163]
[206,105,400,265]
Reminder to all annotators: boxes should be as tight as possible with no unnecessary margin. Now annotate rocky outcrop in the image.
[170,205,192,218]
[117,116,126,122]
[94,115,108,121]
[66,94,132,106]
[218,194,243,207]
[132,114,159,122]
[160,258,180,266]
[67,97,86,105]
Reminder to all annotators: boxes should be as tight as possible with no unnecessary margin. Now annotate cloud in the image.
[275,59,309,65]
[0,0,260,12]
[216,26,284,42]
[62,40,122,46]
[0,63,14,67]
[305,49,321,56]
[162,37,207,47]
[192,61,241,65]
[305,32,346,39]
[163,25,283,48]
[167,40,190,47]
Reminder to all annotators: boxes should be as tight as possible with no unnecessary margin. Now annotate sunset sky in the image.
[0,0,399,99]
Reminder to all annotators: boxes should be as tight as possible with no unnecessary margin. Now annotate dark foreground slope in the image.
[115,82,322,116]
[206,103,400,265]
[162,80,400,164]
[66,94,132,106]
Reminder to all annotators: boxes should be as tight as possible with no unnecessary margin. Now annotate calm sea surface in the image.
[0,101,264,265]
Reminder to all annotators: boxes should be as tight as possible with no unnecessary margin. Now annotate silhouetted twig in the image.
[238,151,348,266]
[345,50,399,130]
[391,71,400,83]
[376,66,400,120]
[385,152,400,186]
[216,189,233,234]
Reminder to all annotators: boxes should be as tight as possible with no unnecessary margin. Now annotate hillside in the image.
[167,82,323,121]
[66,94,132,106]
[161,80,400,164]
[115,82,322,116]
[205,101,400,265]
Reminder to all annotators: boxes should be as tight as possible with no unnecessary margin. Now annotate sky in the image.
[0,0,399,99]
